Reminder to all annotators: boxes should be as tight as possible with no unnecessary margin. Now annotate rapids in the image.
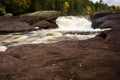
[0,16,108,51]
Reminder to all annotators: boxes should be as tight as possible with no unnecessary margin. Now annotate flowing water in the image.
[0,16,109,51]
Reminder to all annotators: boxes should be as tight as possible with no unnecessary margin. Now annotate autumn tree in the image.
[0,0,119,15]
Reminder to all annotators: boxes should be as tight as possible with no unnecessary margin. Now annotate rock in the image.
[91,10,120,29]
[0,52,31,79]
[2,29,119,80]
[4,13,13,17]
[0,11,60,32]
[0,16,12,22]
[20,11,60,21]
[98,30,120,52]
[90,10,120,20]
[105,30,120,52]
[99,20,120,30]
[13,16,41,25]
[0,52,18,79]
[105,14,120,20]
[32,20,58,29]
[91,14,120,28]
[0,21,35,32]
[91,17,105,29]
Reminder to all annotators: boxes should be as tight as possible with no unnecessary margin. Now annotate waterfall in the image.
[0,16,106,51]
[55,16,103,32]
[56,16,92,31]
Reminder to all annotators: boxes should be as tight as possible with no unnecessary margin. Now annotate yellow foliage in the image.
[64,1,69,9]
[62,1,70,15]
[86,6,92,14]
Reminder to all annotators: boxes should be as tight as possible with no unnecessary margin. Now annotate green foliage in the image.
[2,0,31,15]
[0,0,120,15]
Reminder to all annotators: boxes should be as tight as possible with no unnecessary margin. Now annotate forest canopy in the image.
[0,0,120,15]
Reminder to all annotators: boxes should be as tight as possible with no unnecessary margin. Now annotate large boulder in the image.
[91,10,120,29]
[97,30,120,52]
[32,20,58,29]
[0,11,60,33]
[0,21,36,32]
[13,16,41,25]
[20,11,60,21]
[99,20,120,30]
[0,16,12,22]
[90,10,120,20]
[91,14,120,29]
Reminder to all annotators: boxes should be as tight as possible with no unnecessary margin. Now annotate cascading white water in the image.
[0,16,106,51]
[55,16,105,32]
[56,16,92,31]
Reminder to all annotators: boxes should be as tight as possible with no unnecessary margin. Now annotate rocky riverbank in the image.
[0,10,120,80]
[0,11,60,33]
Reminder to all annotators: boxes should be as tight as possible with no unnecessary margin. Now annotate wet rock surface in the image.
[32,20,58,29]
[0,21,35,32]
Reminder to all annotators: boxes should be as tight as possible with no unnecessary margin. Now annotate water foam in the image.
[55,16,104,32]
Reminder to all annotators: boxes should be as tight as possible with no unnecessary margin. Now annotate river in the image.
[0,16,109,51]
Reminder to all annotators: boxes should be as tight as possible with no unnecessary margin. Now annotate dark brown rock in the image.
[13,16,42,25]
[0,11,60,33]
[32,20,58,29]
[0,29,118,80]
[0,52,30,79]
[90,10,120,20]
[99,20,120,30]
[91,18,104,29]
[105,30,120,52]
[91,14,120,29]
[0,21,35,32]
[97,30,120,52]
[0,16,12,22]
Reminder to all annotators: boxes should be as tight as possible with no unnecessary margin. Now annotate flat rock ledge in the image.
[0,29,120,80]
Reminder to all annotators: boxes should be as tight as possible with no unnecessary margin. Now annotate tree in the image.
[86,6,92,14]
[3,0,31,15]
[0,0,119,15]
[62,1,69,15]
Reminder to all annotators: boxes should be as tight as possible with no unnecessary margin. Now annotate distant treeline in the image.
[0,0,120,15]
